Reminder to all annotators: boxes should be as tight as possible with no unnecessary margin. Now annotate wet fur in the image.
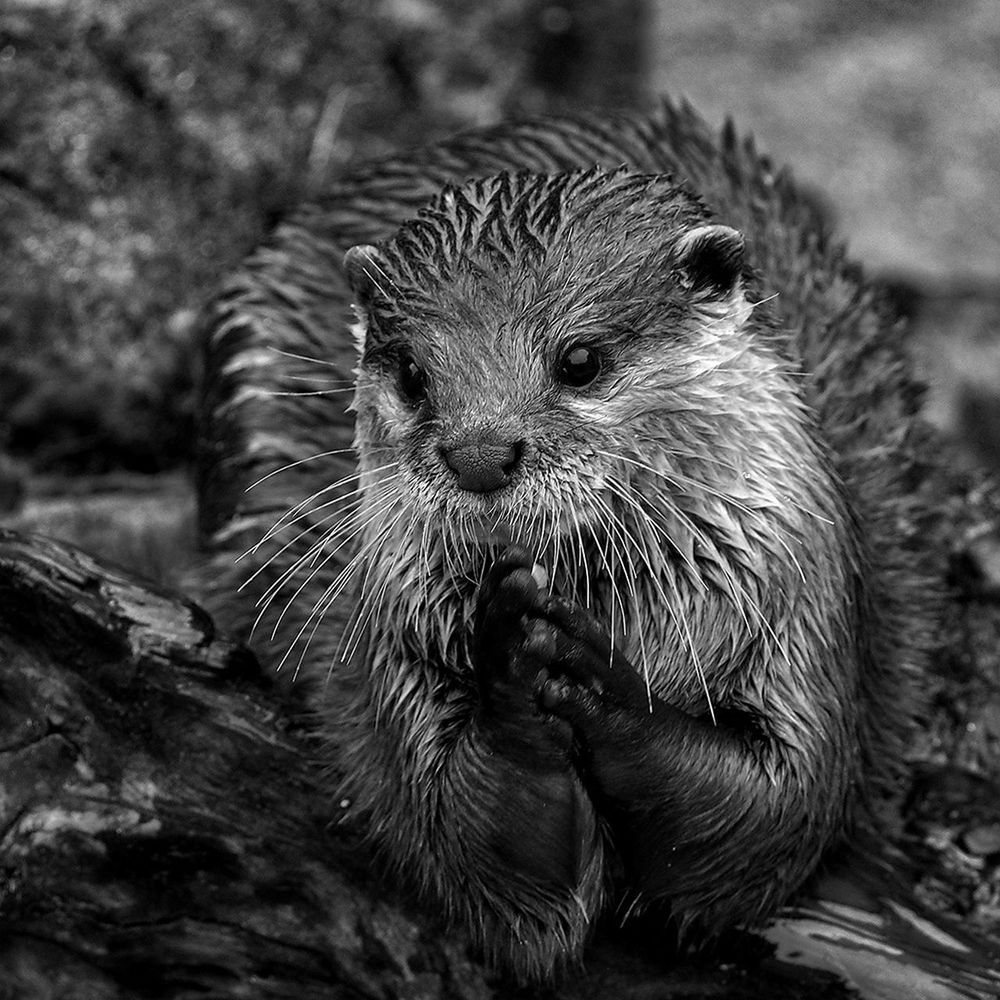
[197,103,942,981]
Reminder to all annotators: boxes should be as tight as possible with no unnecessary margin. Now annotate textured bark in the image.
[1,528,998,999]
[0,529,475,999]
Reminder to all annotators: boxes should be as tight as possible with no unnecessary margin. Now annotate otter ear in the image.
[344,244,389,352]
[672,224,745,300]
[344,244,390,308]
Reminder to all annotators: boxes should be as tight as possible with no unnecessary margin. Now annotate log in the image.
[0,529,471,999]
[2,528,999,999]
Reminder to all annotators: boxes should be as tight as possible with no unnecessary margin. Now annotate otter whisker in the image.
[605,496,676,697]
[239,466,394,569]
[543,502,561,589]
[662,466,812,587]
[525,482,546,559]
[439,514,459,584]
[364,508,419,641]
[255,484,403,637]
[616,889,645,926]
[650,488,783,654]
[364,253,400,293]
[283,374,356,384]
[255,483,369,555]
[623,471,769,642]
[459,505,476,571]
[590,491,654,704]
[780,494,835,526]
[341,518,404,665]
[245,473,404,601]
[361,257,398,299]
[585,500,622,661]
[562,492,582,606]
[277,500,406,671]
[266,344,344,368]
[594,449,787,643]
[248,459,401,547]
[334,539,387,667]
[605,444,826,546]
[244,446,361,493]
[571,502,591,609]
[339,510,416,670]
[710,365,809,379]
[598,451,739,593]
[239,484,369,581]
[263,386,359,398]
[752,291,780,308]
[418,514,433,610]
[252,512,386,658]
[595,457,702,579]
[602,478,716,721]
[241,497,363,599]
[241,492,361,574]
[303,512,405,681]
[249,462,405,566]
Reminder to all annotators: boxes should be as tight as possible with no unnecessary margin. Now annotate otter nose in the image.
[441,435,522,493]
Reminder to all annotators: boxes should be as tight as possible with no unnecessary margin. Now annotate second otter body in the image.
[199,104,939,980]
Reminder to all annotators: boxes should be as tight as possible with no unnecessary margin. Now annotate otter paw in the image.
[473,547,562,711]
[536,597,649,715]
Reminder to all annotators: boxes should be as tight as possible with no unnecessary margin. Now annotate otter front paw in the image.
[472,547,572,762]
[530,596,671,803]
[537,597,650,716]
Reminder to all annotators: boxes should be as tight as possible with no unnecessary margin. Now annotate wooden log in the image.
[2,527,999,998]
[0,529,473,998]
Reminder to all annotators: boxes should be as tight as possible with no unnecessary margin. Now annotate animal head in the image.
[344,167,768,555]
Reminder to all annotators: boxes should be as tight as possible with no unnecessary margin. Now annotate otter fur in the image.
[197,103,940,981]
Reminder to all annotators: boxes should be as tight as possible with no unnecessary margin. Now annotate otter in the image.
[198,103,940,982]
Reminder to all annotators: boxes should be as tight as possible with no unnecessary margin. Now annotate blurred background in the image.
[1,0,998,580]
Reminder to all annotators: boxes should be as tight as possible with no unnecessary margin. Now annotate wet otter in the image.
[198,104,939,981]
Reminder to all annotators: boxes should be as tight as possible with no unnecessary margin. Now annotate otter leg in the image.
[534,595,832,932]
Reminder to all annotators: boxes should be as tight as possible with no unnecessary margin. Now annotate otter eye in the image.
[557,344,601,387]
[397,353,427,405]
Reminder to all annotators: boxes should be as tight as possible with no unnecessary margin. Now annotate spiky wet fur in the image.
[197,102,941,982]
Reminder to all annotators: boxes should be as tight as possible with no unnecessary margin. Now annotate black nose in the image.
[441,435,523,493]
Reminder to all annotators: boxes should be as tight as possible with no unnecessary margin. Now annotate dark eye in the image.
[397,352,427,404]
[557,344,602,387]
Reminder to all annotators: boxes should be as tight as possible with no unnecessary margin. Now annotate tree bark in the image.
[1,528,998,999]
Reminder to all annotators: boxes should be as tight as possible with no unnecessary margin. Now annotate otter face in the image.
[343,169,758,561]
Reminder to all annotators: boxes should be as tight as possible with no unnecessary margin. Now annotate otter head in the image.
[342,168,762,577]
